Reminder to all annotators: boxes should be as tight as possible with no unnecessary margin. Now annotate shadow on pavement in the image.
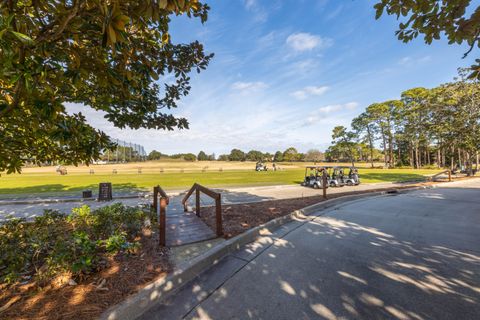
[142,186,480,320]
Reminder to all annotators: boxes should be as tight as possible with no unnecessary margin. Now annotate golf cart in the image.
[345,167,360,185]
[301,166,328,189]
[325,167,344,187]
[335,166,360,186]
[255,162,268,171]
[56,165,67,175]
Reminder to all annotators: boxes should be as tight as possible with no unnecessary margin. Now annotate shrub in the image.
[0,204,149,285]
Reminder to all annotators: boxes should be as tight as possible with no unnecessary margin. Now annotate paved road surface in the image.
[141,179,480,320]
[0,181,414,222]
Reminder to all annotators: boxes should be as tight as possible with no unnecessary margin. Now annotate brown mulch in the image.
[0,230,171,320]
[199,181,444,239]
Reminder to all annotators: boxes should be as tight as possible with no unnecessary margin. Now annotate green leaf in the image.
[10,31,33,44]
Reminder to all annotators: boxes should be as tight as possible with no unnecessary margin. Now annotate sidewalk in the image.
[1,181,423,223]
[0,190,149,205]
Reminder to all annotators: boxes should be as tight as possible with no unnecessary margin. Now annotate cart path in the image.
[140,179,480,320]
[0,181,439,224]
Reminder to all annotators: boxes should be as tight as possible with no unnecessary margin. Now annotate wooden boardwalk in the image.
[165,205,216,247]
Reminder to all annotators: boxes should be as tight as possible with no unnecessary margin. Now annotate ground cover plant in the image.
[0,204,150,284]
[0,203,170,319]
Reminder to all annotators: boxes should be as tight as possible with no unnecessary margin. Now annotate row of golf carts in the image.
[302,166,360,189]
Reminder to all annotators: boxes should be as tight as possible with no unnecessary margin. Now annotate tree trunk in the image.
[437,147,441,168]
[367,126,374,168]
[398,146,401,167]
[458,148,462,168]
[409,146,414,168]
[426,145,430,166]
[381,129,387,168]
[476,152,479,171]
[415,143,420,169]
[450,145,455,170]
[442,146,446,168]
[388,135,394,168]
[466,151,473,176]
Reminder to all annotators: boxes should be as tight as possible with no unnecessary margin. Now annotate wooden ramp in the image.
[153,184,221,247]
[165,209,216,247]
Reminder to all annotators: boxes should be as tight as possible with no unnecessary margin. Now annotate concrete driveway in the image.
[140,180,480,320]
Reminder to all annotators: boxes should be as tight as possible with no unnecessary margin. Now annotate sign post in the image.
[322,171,328,199]
[98,182,113,201]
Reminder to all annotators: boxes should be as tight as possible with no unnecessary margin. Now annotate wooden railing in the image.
[182,183,223,237]
[153,185,169,246]
[429,170,452,182]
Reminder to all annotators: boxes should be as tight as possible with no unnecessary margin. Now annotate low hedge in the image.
[0,203,152,285]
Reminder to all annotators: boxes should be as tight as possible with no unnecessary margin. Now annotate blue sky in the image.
[72,0,477,156]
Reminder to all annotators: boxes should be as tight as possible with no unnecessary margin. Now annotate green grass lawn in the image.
[0,168,441,197]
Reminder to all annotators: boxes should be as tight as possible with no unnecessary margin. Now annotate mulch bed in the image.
[199,182,441,238]
[0,230,171,320]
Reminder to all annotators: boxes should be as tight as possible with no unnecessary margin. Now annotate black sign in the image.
[98,182,113,201]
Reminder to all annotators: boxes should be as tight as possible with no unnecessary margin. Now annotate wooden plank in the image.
[215,195,223,236]
[195,183,220,199]
[170,183,222,246]
[157,185,168,199]
[322,172,327,199]
[181,183,197,211]
[159,197,167,246]
[153,186,159,210]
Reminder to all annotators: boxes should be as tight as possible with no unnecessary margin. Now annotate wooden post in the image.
[216,194,223,236]
[322,171,327,199]
[448,170,452,182]
[181,183,223,238]
[159,197,167,246]
[153,185,159,211]
[196,188,200,216]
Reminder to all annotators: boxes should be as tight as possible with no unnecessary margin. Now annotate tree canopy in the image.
[0,0,213,173]
[328,126,358,166]
[347,68,480,173]
[282,147,300,162]
[228,149,246,162]
[304,149,324,162]
[246,150,264,162]
[197,151,208,161]
[374,0,480,78]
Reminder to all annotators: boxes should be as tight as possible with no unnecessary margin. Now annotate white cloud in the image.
[305,102,358,125]
[283,59,320,78]
[231,81,268,93]
[245,0,256,9]
[399,55,431,66]
[243,0,269,22]
[291,85,329,100]
[399,56,412,65]
[286,33,332,52]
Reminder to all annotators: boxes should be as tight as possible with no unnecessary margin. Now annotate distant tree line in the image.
[210,147,325,162]
[327,69,480,174]
[147,148,326,162]
[147,150,200,162]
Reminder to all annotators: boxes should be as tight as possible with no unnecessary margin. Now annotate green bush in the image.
[0,204,148,285]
